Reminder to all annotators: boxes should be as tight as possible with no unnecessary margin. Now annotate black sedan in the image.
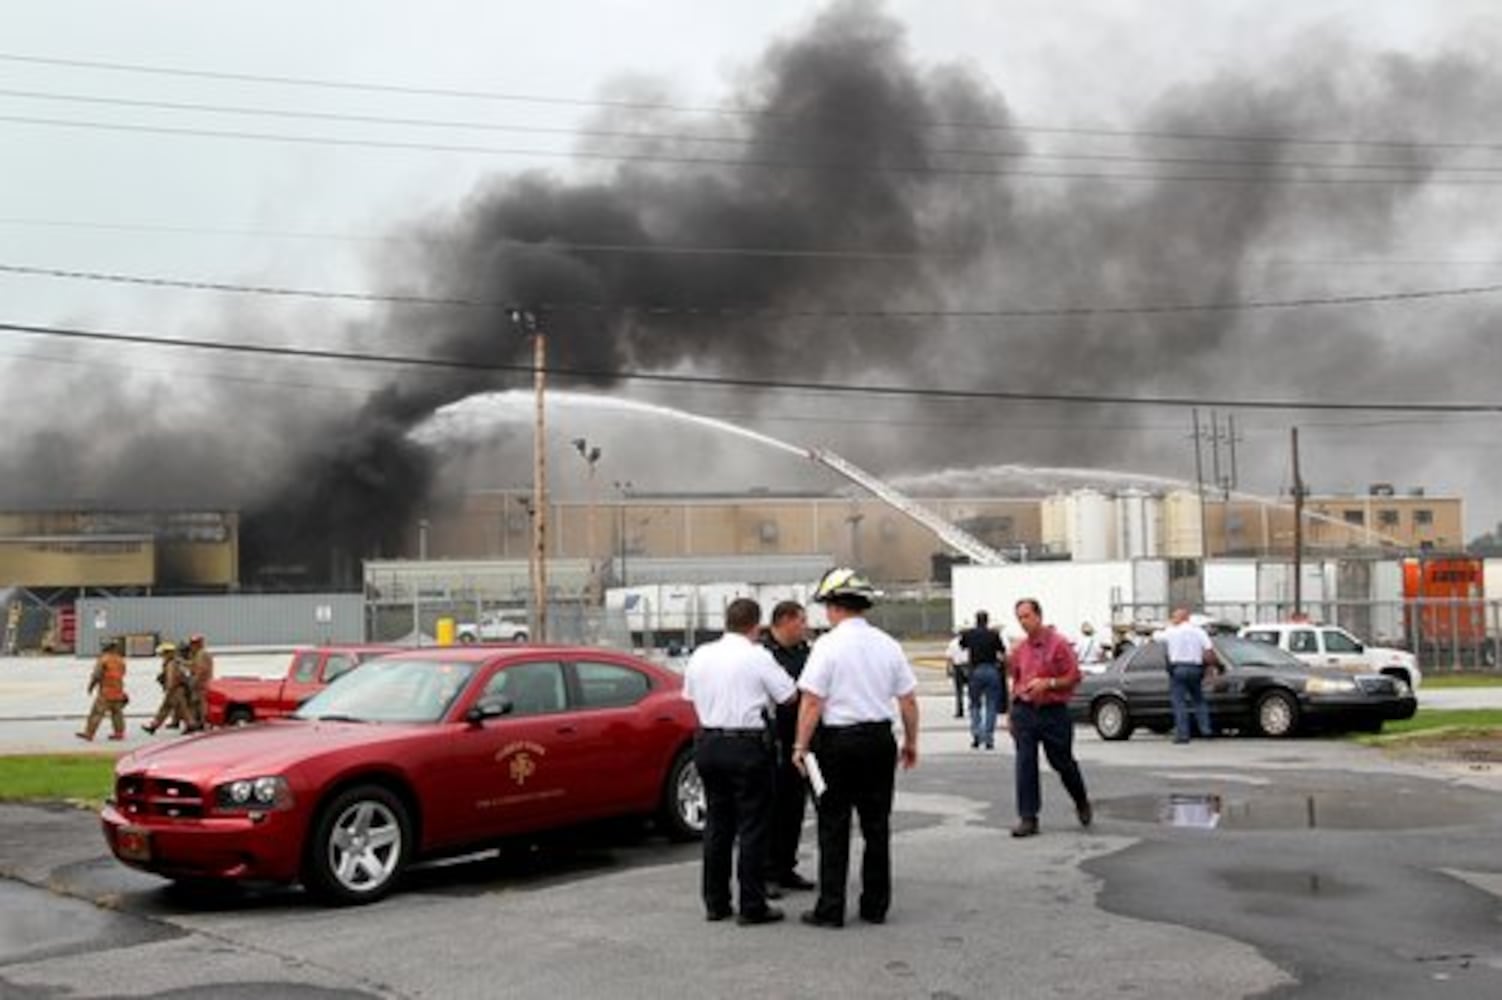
[1069,636,1417,740]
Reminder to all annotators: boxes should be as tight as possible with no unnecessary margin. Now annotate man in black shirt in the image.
[762,600,815,891]
[960,610,1007,750]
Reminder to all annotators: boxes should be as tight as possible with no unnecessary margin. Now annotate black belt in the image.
[822,721,891,733]
[699,727,766,737]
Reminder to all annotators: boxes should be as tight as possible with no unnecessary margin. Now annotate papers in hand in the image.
[804,752,828,799]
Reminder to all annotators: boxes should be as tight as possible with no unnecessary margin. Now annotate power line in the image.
[4,50,1501,154]
[5,113,1498,187]
[6,261,1502,318]
[9,218,1502,271]
[0,216,959,261]
[3,318,1501,413]
[5,85,1502,177]
[0,344,1205,431]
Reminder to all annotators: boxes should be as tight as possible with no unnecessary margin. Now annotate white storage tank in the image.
[1115,489,1162,559]
[1069,489,1114,562]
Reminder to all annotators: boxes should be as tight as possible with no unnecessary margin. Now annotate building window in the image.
[1414,509,1434,526]
[1342,510,1365,526]
[1377,509,1399,527]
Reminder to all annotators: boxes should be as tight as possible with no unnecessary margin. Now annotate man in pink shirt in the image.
[1007,598,1092,838]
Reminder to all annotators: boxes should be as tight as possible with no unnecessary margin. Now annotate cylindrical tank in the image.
[1162,490,1205,558]
[1041,494,1070,556]
[1116,489,1163,560]
[1070,489,1113,561]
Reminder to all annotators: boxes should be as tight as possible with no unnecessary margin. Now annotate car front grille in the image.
[1356,676,1398,696]
[115,775,207,819]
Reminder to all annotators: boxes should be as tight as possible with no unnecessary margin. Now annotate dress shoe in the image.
[778,871,816,891]
[74,732,92,741]
[107,733,126,741]
[953,710,964,719]
[736,906,784,926]
[705,907,733,922]
[1010,818,1040,838]
[1076,800,1094,828]
[799,909,844,929]
[970,737,979,749]
[764,884,784,900]
[141,724,158,735]
[859,911,886,925]
[984,742,995,750]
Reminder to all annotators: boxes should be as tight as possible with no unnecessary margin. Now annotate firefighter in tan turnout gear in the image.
[184,633,214,731]
[143,641,190,734]
[77,638,129,741]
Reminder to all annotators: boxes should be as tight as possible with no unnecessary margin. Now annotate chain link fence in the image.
[1112,598,1502,672]
[364,593,631,649]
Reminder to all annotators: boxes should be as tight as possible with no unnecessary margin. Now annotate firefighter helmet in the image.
[812,567,880,608]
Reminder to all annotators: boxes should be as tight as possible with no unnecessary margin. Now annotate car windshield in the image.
[295,658,477,723]
[1216,636,1305,670]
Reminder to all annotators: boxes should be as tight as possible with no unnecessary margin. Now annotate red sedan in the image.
[101,646,705,904]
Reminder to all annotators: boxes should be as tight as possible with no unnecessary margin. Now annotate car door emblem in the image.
[495,740,547,786]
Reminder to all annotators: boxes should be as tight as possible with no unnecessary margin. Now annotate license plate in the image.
[116,826,151,862]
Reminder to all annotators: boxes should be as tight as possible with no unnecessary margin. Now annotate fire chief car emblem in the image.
[495,740,547,786]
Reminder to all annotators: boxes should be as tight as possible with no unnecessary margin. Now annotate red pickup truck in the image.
[205,645,405,726]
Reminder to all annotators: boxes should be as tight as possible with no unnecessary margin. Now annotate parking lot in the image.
[2,653,1502,997]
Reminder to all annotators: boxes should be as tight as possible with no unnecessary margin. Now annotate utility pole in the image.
[514,310,548,642]
[1292,426,1304,617]
[572,438,602,605]
[1191,408,1208,558]
[1226,414,1240,499]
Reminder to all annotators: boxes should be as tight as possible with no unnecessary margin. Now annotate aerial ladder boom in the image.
[808,448,1008,566]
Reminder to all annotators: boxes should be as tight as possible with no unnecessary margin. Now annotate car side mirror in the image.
[1353,642,1364,653]
[465,696,514,724]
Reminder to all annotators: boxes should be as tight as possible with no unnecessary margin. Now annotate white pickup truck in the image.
[1239,622,1421,694]
[456,612,530,644]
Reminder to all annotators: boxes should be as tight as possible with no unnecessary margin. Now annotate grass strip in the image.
[0,754,117,808]
[1351,708,1502,746]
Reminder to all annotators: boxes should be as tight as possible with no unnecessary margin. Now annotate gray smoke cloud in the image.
[4,0,1500,583]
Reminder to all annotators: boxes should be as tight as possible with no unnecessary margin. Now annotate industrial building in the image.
[0,510,240,592]
[404,486,1462,585]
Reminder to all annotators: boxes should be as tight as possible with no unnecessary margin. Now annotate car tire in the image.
[458,633,476,645]
[1255,689,1300,738]
[225,705,253,726]
[1093,697,1135,741]
[658,747,705,841]
[303,784,412,905]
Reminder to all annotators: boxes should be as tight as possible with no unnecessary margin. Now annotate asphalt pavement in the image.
[3,654,1502,997]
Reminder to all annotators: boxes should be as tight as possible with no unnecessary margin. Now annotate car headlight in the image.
[1305,677,1358,695]
[213,775,293,812]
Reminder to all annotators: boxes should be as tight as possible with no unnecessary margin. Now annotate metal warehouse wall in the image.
[75,594,364,652]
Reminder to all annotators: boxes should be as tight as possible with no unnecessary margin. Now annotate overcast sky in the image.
[3,0,1501,544]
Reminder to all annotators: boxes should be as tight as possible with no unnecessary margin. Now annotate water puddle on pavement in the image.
[1101,789,1485,830]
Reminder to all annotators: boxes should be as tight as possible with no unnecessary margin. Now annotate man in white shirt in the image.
[1074,622,1106,669]
[791,568,920,928]
[683,597,797,925]
[1161,607,1218,744]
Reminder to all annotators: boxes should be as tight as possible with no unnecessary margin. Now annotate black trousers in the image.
[812,723,897,923]
[768,709,809,879]
[1010,701,1089,822]
[695,732,775,916]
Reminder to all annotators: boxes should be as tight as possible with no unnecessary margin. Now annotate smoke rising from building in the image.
[4,0,1500,584]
